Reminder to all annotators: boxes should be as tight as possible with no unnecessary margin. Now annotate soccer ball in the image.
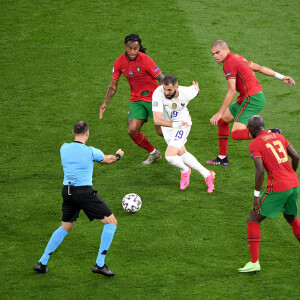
[122,193,142,213]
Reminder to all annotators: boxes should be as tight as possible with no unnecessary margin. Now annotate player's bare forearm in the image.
[99,79,118,119]
[156,73,165,85]
[254,158,264,191]
[210,88,235,125]
[103,86,116,104]
[287,144,299,171]
[250,62,295,86]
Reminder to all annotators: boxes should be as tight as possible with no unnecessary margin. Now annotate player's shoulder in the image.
[114,53,126,64]
[153,85,164,97]
[138,52,156,65]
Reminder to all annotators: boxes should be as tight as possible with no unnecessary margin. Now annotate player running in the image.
[152,75,215,192]
[238,115,300,273]
[207,40,295,166]
[99,33,164,165]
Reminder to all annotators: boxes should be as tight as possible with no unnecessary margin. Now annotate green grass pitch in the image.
[1,0,299,299]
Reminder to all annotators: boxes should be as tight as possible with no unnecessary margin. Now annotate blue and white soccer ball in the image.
[122,193,142,213]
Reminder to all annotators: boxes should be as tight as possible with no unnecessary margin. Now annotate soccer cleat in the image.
[141,149,162,165]
[269,128,281,134]
[238,261,261,273]
[92,264,115,277]
[34,262,48,273]
[206,156,229,166]
[205,171,216,193]
[180,167,191,190]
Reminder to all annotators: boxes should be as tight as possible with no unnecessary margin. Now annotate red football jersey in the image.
[249,130,299,192]
[112,52,161,103]
[223,52,262,104]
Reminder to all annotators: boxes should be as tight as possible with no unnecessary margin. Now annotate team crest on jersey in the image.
[153,101,158,107]
[136,66,141,73]
[172,103,177,109]
[129,71,134,77]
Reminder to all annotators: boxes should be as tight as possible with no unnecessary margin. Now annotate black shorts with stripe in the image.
[61,186,112,222]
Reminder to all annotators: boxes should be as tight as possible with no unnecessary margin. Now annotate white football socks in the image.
[181,151,210,178]
[165,155,189,173]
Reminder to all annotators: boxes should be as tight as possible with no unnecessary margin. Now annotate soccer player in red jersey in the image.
[207,40,295,166]
[238,115,300,273]
[99,34,165,165]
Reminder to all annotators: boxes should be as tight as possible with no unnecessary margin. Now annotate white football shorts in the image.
[161,125,191,149]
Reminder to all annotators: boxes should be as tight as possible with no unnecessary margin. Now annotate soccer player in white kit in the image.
[152,75,215,192]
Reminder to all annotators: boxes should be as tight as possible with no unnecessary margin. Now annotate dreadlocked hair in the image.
[124,33,146,53]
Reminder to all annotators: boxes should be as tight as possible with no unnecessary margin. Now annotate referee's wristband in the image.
[254,190,260,197]
[274,72,284,80]
[115,153,121,161]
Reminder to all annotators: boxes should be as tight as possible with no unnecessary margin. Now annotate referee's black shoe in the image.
[34,262,48,273]
[92,264,115,277]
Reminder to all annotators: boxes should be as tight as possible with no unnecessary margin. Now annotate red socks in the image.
[289,218,300,243]
[247,222,261,263]
[218,118,230,156]
[246,218,299,264]
[130,132,155,153]
[231,128,252,140]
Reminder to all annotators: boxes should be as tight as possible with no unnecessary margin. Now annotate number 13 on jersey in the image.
[266,140,288,164]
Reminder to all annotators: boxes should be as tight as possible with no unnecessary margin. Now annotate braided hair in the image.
[124,33,146,53]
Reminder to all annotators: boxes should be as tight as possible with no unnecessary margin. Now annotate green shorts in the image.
[229,91,266,125]
[127,101,153,121]
[259,186,299,218]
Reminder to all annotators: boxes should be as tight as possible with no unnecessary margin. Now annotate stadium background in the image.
[1,0,299,299]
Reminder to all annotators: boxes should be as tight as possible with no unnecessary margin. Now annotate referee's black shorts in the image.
[61,186,112,222]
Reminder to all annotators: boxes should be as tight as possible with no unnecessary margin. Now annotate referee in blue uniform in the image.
[34,121,124,277]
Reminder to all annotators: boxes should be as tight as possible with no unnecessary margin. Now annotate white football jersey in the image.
[152,85,199,124]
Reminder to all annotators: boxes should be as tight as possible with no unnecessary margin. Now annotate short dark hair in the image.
[163,75,178,86]
[73,121,89,135]
[211,40,229,49]
[124,33,146,53]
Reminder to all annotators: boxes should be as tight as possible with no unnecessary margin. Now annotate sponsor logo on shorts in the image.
[225,72,231,76]
[153,101,158,107]
[154,66,160,72]
[129,71,134,77]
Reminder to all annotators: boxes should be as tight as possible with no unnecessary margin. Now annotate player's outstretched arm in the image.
[100,149,124,164]
[210,78,236,126]
[99,79,118,119]
[249,61,295,87]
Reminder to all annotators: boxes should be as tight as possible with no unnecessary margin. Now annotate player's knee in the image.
[128,128,138,137]
[283,213,296,224]
[165,155,175,164]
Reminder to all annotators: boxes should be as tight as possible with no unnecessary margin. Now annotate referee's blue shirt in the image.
[60,141,104,186]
